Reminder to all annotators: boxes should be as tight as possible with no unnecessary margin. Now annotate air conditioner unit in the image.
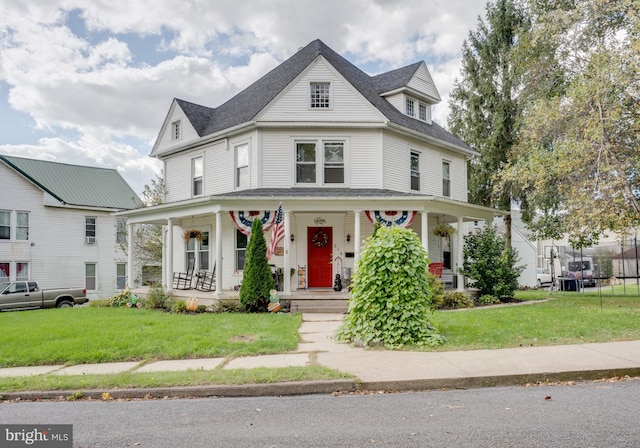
[85,236,96,244]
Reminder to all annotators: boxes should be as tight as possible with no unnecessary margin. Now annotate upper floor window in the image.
[172,120,181,140]
[442,161,451,197]
[296,140,346,185]
[0,211,9,240]
[192,157,203,196]
[85,217,96,244]
[324,142,344,184]
[296,143,317,184]
[235,144,249,189]
[16,212,29,241]
[116,218,127,245]
[406,98,415,117]
[310,82,330,108]
[419,103,427,121]
[410,152,420,191]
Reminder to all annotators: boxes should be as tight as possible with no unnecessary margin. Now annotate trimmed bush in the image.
[476,294,500,306]
[239,219,274,312]
[145,284,173,310]
[336,226,445,348]
[213,298,244,313]
[438,291,474,310]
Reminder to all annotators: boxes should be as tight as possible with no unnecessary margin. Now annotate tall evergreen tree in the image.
[448,0,529,246]
[239,219,274,312]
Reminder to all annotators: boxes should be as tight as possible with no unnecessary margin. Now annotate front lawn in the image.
[430,290,640,351]
[0,307,301,368]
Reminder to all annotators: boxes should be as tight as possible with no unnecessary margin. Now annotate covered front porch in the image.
[117,190,505,297]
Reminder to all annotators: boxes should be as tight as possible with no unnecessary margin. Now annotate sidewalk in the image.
[2,313,640,400]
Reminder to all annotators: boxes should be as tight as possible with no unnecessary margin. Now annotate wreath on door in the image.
[312,230,329,247]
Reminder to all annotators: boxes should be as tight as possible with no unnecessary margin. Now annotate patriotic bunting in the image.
[365,210,416,228]
[229,210,276,236]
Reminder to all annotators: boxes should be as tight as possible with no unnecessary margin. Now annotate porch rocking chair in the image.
[173,259,195,290]
[195,263,216,292]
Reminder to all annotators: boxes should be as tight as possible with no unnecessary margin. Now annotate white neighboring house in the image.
[0,155,142,299]
[117,39,505,295]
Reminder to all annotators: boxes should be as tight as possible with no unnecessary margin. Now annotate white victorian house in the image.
[117,39,505,295]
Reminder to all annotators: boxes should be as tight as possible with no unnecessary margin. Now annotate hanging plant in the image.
[433,223,455,238]
[183,229,204,242]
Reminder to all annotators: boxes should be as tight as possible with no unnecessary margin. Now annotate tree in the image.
[460,226,525,298]
[336,226,445,348]
[448,0,530,247]
[239,219,274,312]
[499,0,640,246]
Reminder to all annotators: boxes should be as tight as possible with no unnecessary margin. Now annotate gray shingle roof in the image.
[174,39,472,152]
[0,155,142,210]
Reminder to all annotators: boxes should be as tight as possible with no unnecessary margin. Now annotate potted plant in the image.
[433,223,455,238]
[183,229,204,242]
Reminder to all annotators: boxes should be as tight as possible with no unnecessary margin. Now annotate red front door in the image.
[307,227,333,287]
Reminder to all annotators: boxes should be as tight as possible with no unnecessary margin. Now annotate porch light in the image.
[346,234,351,243]
[290,234,295,243]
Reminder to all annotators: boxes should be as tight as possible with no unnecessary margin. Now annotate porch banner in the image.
[365,210,417,228]
[229,211,276,235]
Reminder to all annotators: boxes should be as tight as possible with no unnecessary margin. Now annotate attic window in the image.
[310,82,330,108]
[172,120,181,140]
[405,98,415,117]
[419,103,427,121]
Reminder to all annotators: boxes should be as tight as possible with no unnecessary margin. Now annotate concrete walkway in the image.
[2,313,640,400]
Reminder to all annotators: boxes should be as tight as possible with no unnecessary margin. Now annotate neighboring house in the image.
[0,155,142,299]
[117,39,504,295]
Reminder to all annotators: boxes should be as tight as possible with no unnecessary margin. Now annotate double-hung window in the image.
[199,232,209,271]
[419,103,427,121]
[116,263,126,290]
[192,157,203,196]
[85,217,96,244]
[310,82,330,108]
[296,140,345,185]
[116,218,127,245]
[16,262,28,280]
[296,143,317,184]
[235,229,247,271]
[235,144,249,189]
[410,152,420,191]
[86,263,96,290]
[324,142,344,184]
[0,263,9,281]
[0,211,9,240]
[406,98,415,117]
[16,212,29,241]
[442,161,451,197]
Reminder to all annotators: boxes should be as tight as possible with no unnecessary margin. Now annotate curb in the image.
[4,368,640,402]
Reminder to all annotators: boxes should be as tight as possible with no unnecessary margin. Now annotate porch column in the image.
[127,222,134,288]
[215,212,223,295]
[354,210,362,267]
[421,212,429,255]
[457,216,465,291]
[166,218,174,292]
[283,210,291,295]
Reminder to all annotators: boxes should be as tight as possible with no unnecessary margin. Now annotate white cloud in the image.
[0,0,488,195]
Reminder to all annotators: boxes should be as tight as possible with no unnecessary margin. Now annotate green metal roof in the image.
[0,155,142,210]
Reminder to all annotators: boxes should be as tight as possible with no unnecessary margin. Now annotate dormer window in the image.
[172,120,181,140]
[419,103,427,121]
[310,82,330,108]
[405,98,415,117]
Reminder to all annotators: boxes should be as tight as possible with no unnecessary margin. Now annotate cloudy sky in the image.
[0,0,489,195]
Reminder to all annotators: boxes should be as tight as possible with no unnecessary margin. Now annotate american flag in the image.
[267,203,284,259]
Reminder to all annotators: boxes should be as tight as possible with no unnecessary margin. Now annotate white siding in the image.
[164,153,194,203]
[382,132,409,191]
[0,163,127,299]
[406,63,441,102]
[384,93,405,113]
[154,102,200,157]
[258,57,384,123]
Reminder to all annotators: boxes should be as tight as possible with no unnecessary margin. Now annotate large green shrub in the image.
[239,219,274,312]
[459,226,525,298]
[336,226,445,348]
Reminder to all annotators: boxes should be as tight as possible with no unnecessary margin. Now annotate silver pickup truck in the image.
[0,281,87,311]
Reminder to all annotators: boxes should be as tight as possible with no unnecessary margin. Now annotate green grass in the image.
[0,307,302,368]
[0,366,351,394]
[430,289,640,351]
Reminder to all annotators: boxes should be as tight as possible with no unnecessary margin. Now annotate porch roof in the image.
[115,188,507,225]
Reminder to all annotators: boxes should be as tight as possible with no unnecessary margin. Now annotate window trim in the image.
[410,151,421,191]
[405,97,415,117]
[235,229,247,272]
[116,218,127,245]
[16,211,29,241]
[192,156,203,197]
[309,82,331,109]
[0,210,10,241]
[85,216,97,244]
[442,160,451,198]
[294,138,347,187]
[235,143,250,189]
[85,263,97,291]
[172,120,181,141]
[116,262,127,290]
